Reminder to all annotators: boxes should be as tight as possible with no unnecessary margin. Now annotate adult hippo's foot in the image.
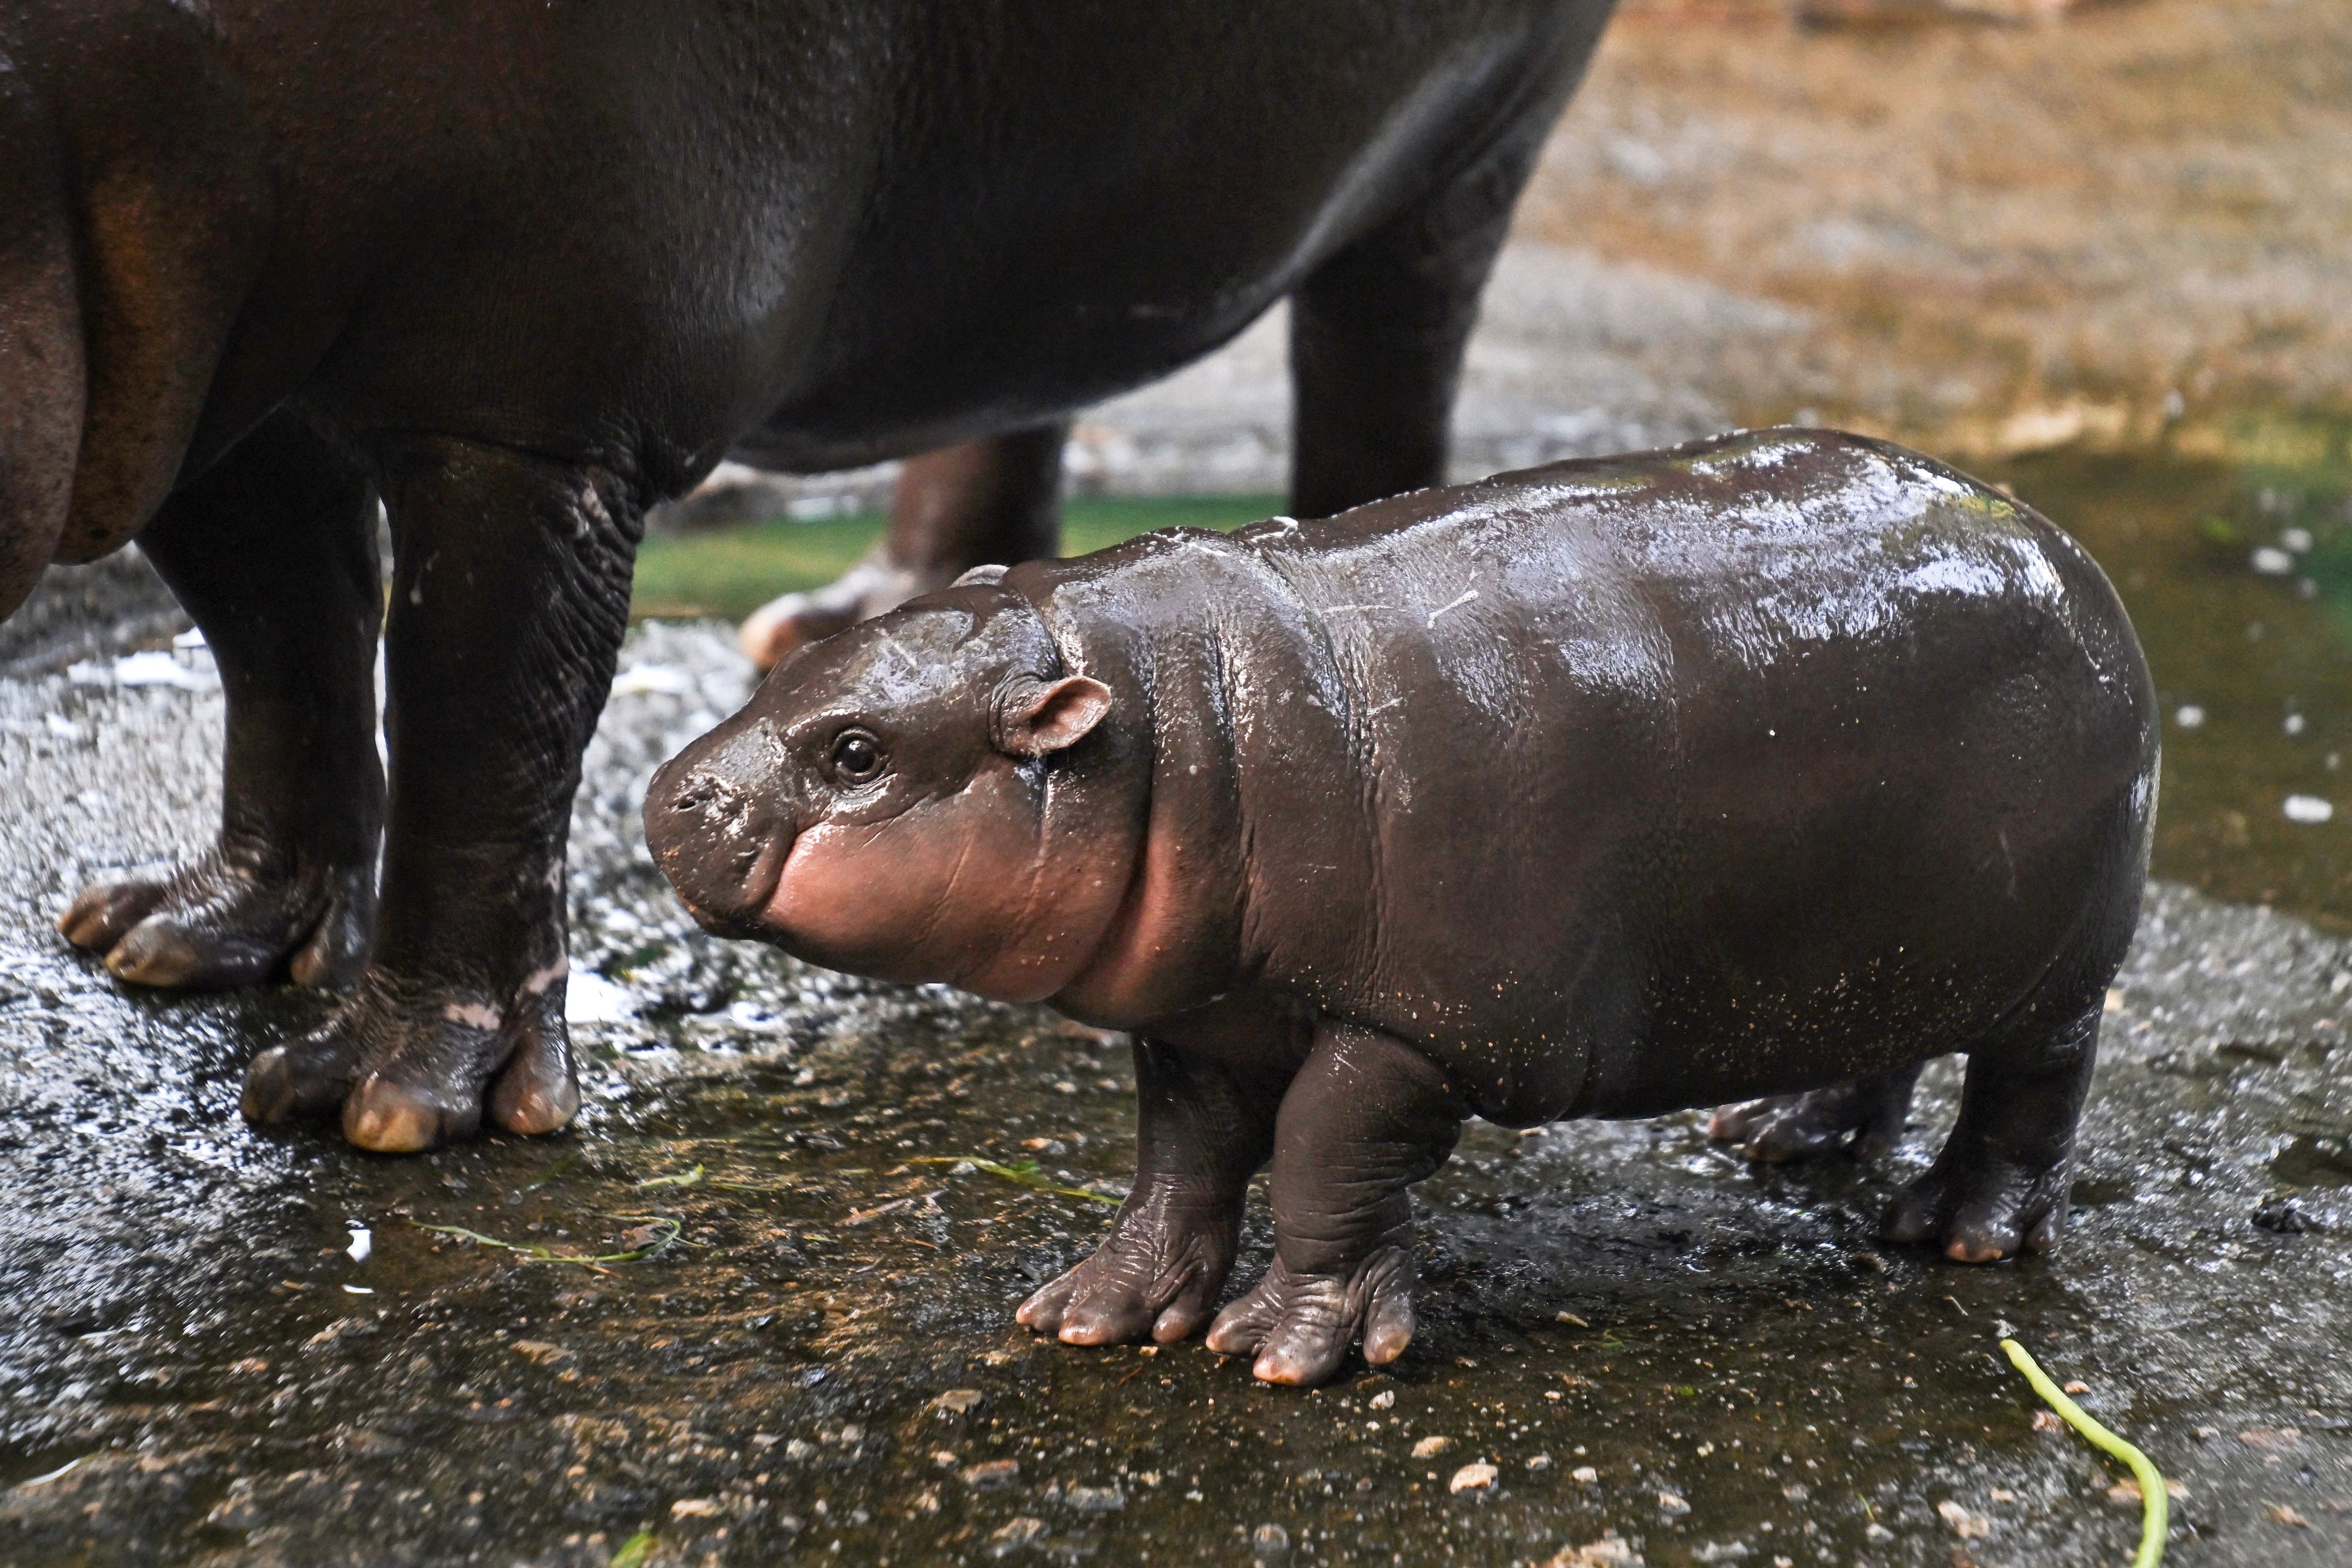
[242,971,576,1151]
[1017,1040,1283,1346]
[61,412,385,993]
[59,848,374,991]
[737,423,1067,671]
[1883,1007,2101,1262]
[1204,1024,1464,1387]
[1706,1062,1925,1164]
[239,435,637,1152]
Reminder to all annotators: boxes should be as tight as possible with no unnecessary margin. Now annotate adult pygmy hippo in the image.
[646,429,2159,1386]
[11,0,1617,1149]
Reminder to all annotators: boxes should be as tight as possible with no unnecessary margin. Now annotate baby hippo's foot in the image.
[1204,1248,1418,1387]
[1707,1063,1922,1164]
[1016,1196,1241,1346]
[59,847,373,991]
[1883,1149,2073,1263]
[739,551,945,673]
[240,971,577,1152]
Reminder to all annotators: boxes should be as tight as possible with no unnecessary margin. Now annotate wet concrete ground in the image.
[4,578,2348,1567]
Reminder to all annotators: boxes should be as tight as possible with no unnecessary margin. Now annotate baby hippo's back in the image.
[1210,429,2157,1124]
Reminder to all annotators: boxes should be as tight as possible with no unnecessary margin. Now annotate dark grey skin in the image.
[4,0,1618,1149]
[644,429,2159,1387]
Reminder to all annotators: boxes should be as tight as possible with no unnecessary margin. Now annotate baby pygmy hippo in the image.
[645,429,2156,1387]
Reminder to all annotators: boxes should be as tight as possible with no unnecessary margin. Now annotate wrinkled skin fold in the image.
[647,430,2161,1385]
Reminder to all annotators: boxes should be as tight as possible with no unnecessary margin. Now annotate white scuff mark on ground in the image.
[611,663,698,698]
[2284,794,2333,824]
[564,971,637,1024]
[69,650,220,693]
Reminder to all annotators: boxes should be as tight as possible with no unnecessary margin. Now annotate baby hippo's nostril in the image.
[666,777,719,815]
[642,745,793,934]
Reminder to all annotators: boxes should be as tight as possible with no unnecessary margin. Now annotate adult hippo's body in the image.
[645,430,2159,1385]
[2,0,1616,1148]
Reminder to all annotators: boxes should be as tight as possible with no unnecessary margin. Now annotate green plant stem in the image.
[1999,1337,2167,1568]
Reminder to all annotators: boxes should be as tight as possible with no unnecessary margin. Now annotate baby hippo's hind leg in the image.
[1708,1062,1925,1164]
[1884,1002,2102,1263]
[1017,1042,1285,1346]
[1205,1024,1466,1387]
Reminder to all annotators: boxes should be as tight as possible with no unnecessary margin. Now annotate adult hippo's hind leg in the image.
[1018,1041,1287,1347]
[1707,1062,1925,1164]
[737,422,1067,671]
[59,412,382,990]
[241,437,639,1151]
[1884,1003,2102,1263]
[1205,1022,1466,1387]
[1287,109,1549,520]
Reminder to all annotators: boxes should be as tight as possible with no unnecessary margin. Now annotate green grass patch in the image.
[631,494,1282,621]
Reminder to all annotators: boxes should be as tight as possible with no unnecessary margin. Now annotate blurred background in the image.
[639,0,2352,930]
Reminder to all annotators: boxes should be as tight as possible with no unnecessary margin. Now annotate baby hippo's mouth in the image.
[643,751,795,938]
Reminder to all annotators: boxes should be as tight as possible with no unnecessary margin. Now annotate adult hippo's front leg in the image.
[59,413,384,991]
[241,437,639,1152]
[1206,1023,1467,1387]
[1017,1041,1288,1346]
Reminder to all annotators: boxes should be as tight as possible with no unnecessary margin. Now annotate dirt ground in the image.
[1521,0,2352,446]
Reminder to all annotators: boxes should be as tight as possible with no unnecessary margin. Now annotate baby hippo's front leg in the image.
[1017,1042,1284,1345]
[1206,1024,1466,1386]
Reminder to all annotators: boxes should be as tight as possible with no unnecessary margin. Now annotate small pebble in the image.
[1369,1390,1395,1410]
[1251,1522,1291,1556]
[1937,1500,1991,1539]
[1449,1462,1498,1493]
[1412,1436,1453,1458]
[1658,1490,1690,1516]
[2174,704,2205,728]
[1572,1466,1599,1483]
[2284,794,2334,824]
[962,1459,1021,1490]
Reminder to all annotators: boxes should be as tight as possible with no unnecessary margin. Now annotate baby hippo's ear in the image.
[994,674,1114,758]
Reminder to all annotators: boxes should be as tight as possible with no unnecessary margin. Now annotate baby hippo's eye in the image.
[827,728,886,785]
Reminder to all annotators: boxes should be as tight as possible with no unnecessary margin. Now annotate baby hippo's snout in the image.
[643,721,794,937]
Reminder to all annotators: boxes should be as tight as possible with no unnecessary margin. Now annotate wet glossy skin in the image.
[1,0,1615,1149]
[648,429,2160,1386]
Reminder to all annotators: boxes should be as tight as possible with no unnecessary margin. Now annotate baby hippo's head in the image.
[643,578,1129,1002]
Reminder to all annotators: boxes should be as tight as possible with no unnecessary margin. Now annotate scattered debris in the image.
[932,1389,984,1416]
[985,1517,1047,1557]
[2267,1504,2312,1529]
[1544,1535,1639,1568]
[908,1155,1122,1206]
[413,1215,683,1267]
[1411,1436,1453,1458]
[669,1497,721,1519]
